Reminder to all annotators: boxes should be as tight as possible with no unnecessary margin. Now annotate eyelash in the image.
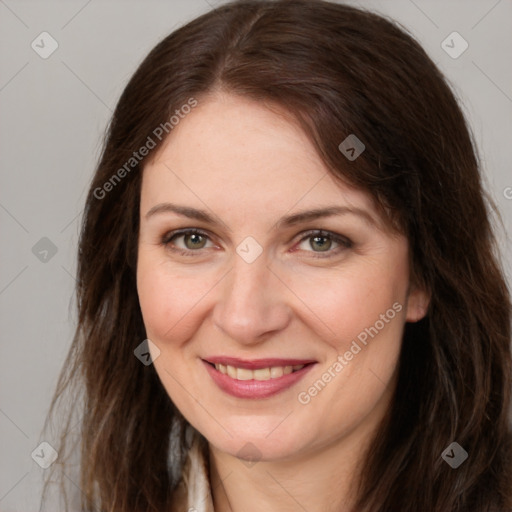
[160,228,353,259]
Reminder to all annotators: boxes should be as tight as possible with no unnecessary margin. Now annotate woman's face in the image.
[137,93,428,462]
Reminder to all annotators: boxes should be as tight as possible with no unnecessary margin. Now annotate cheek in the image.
[136,254,215,346]
[287,259,407,356]
[289,265,407,439]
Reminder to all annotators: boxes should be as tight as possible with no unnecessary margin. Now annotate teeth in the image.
[214,363,305,380]
[253,368,270,380]
[236,368,253,381]
[270,366,283,378]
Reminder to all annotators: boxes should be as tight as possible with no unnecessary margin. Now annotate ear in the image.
[405,286,430,323]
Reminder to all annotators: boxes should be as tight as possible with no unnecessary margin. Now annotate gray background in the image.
[1,0,511,510]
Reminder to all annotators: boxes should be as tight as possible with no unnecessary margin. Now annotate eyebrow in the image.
[146,203,215,224]
[274,205,377,229]
[145,202,378,229]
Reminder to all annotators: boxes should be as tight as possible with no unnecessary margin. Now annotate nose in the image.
[212,255,292,345]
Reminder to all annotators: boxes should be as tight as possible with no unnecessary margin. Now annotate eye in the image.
[161,229,215,255]
[295,230,352,258]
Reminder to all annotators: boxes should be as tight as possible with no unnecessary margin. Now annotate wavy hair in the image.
[42,1,512,510]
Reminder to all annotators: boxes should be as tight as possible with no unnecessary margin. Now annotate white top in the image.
[170,429,215,511]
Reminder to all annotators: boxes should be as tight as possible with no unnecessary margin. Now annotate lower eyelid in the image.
[162,230,352,255]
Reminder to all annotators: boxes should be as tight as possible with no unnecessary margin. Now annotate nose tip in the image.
[212,258,291,345]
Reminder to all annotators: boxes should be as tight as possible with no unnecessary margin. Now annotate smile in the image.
[214,363,305,380]
[202,357,316,399]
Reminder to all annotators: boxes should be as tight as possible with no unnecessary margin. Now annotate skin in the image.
[137,92,429,512]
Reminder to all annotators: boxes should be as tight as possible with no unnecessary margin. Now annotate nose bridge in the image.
[212,254,290,343]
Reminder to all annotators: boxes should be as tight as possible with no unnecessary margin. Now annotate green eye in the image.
[309,235,332,252]
[161,228,352,259]
[183,232,207,250]
[296,230,352,258]
[162,229,213,255]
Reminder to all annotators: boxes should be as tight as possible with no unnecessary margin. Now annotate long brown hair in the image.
[42,1,512,510]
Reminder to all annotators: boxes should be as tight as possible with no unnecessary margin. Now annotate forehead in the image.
[141,93,379,225]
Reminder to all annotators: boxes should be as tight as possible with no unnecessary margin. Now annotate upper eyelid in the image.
[163,228,351,250]
[162,228,214,244]
[298,230,351,245]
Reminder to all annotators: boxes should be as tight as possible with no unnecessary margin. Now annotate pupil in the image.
[186,234,205,249]
[312,236,331,251]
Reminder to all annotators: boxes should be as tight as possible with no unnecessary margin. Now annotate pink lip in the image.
[202,359,316,399]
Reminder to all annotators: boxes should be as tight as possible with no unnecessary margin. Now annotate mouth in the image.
[202,357,316,399]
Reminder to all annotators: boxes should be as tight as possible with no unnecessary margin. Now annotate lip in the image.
[202,358,316,399]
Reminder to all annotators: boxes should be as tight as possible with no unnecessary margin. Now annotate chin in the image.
[203,418,311,462]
